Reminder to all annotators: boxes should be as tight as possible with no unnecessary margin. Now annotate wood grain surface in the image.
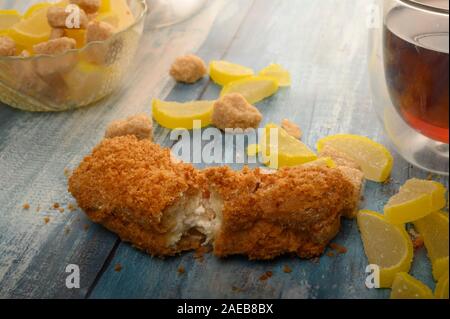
[0,0,448,299]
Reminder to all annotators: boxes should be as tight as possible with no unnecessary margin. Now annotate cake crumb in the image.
[53,203,60,209]
[281,119,302,139]
[283,265,292,273]
[259,271,273,281]
[64,168,71,177]
[58,207,65,213]
[177,266,185,275]
[44,217,50,224]
[232,286,244,293]
[68,203,76,212]
[408,228,424,250]
[114,263,122,272]
[330,243,347,254]
[326,251,335,257]
[412,236,424,250]
[193,246,211,263]
[22,203,30,210]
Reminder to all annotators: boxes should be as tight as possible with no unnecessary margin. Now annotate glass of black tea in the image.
[369,0,449,175]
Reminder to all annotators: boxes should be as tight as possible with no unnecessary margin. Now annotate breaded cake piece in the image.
[336,166,364,218]
[69,136,357,260]
[203,166,354,260]
[68,136,207,256]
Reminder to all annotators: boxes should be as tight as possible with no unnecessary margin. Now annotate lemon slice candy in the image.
[23,3,53,19]
[221,76,279,105]
[152,99,214,130]
[435,271,449,299]
[413,211,449,280]
[259,63,291,87]
[317,134,393,182]
[0,10,22,35]
[384,179,447,225]
[0,9,21,26]
[9,7,51,51]
[209,60,254,86]
[259,123,317,169]
[390,272,434,299]
[300,157,336,168]
[357,210,413,288]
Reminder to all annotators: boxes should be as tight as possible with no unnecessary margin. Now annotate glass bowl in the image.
[369,0,449,175]
[0,0,147,112]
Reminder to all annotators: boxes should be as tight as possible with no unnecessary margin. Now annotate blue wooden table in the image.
[0,0,448,299]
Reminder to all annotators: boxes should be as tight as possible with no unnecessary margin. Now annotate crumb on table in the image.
[232,286,244,293]
[177,265,185,275]
[283,265,292,273]
[114,263,123,272]
[44,217,50,224]
[22,203,30,210]
[259,271,273,281]
[329,243,347,254]
[64,168,72,177]
[408,228,424,250]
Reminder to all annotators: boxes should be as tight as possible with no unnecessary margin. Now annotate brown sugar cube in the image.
[33,37,77,76]
[212,93,262,130]
[105,114,153,141]
[47,6,88,29]
[33,37,76,56]
[86,20,115,42]
[50,28,66,40]
[70,0,101,14]
[170,55,207,84]
[0,36,16,56]
[85,21,115,64]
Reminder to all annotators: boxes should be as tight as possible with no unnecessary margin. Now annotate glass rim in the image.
[400,0,449,14]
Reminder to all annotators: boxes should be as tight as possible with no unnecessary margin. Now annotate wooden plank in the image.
[0,0,231,298]
[88,0,446,299]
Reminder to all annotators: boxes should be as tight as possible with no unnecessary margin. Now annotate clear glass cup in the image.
[369,0,449,175]
[145,0,208,29]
